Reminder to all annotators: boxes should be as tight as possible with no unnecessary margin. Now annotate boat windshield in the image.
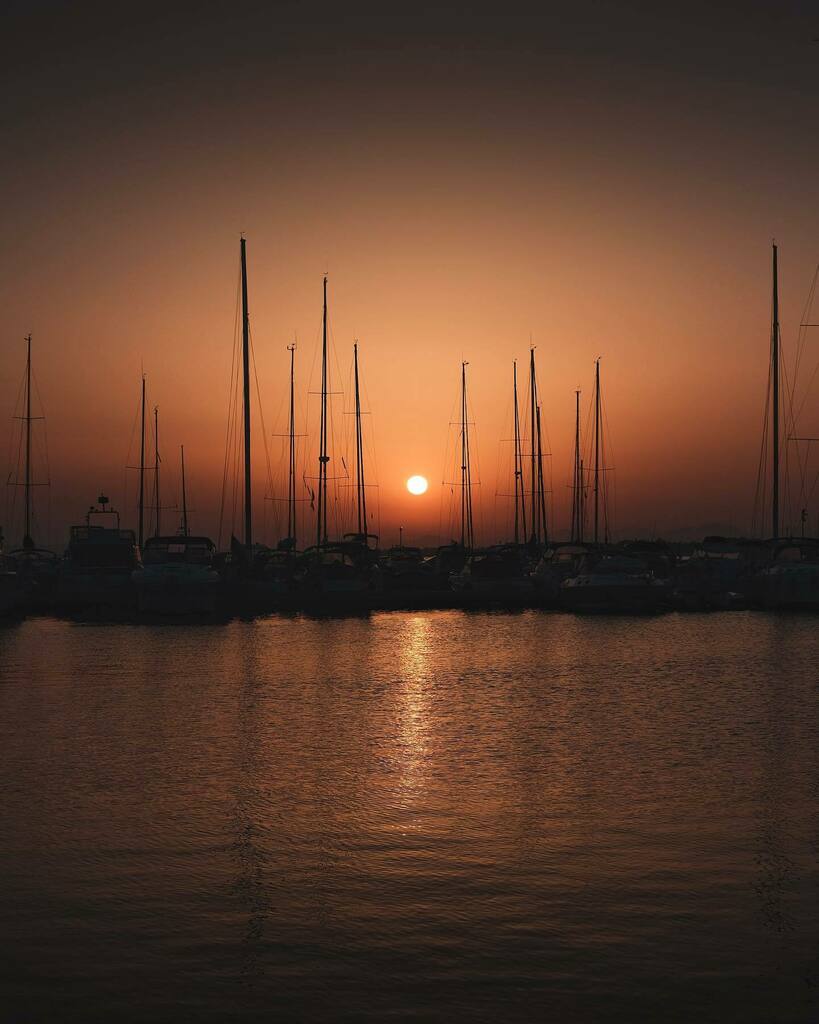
[143,539,215,566]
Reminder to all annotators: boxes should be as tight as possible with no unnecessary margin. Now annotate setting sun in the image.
[406,475,428,496]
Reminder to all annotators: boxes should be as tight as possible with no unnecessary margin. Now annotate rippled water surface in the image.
[1,611,818,1022]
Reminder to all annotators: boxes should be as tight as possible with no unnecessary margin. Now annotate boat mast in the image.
[572,389,583,542]
[593,359,601,544]
[771,242,780,539]
[529,347,538,545]
[316,276,329,547]
[287,342,297,547]
[512,361,527,545]
[153,406,160,537]
[138,375,146,550]
[536,404,548,546]
[180,445,188,537]
[23,335,32,547]
[240,237,252,552]
[579,457,585,541]
[353,341,367,539]
[460,361,474,551]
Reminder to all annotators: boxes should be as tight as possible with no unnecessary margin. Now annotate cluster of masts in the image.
[226,238,615,557]
[132,376,191,550]
[2,241,804,555]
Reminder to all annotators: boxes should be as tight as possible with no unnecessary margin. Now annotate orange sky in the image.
[1,2,818,549]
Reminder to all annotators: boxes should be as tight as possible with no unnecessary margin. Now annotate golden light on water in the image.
[406,475,428,496]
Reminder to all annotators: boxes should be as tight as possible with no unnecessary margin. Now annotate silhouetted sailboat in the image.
[254,341,304,598]
[133,445,220,615]
[301,304,380,601]
[453,359,536,604]
[560,360,669,612]
[754,243,819,608]
[532,387,589,604]
[343,342,378,553]
[6,336,58,597]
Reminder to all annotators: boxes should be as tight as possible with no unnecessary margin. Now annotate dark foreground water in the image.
[1,612,817,1023]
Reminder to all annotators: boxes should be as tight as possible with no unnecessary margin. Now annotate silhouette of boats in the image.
[54,497,140,612]
[6,241,819,621]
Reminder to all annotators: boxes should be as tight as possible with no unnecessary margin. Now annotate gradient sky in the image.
[1,1,818,549]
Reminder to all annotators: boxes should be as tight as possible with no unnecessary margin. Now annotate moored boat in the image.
[754,539,819,610]
[560,553,670,614]
[54,497,140,612]
[451,543,536,605]
[133,535,220,614]
[0,530,23,621]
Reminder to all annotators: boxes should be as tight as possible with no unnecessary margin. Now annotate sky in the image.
[1,1,818,549]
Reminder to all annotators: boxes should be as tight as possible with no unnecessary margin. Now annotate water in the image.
[1,611,817,1023]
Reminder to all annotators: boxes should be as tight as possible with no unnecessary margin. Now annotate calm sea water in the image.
[1,611,817,1023]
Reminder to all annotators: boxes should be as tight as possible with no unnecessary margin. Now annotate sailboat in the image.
[533,387,589,605]
[753,243,819,609]
[300,296,380,603]
[132,440,221,615]
[254,341,304,599]
[453,358,536,605]
[5,335,59,604]
[560,360,670,613]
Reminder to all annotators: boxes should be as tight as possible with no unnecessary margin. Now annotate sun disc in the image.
[407,475,428,496]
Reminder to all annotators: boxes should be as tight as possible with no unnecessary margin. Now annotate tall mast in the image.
[353,341,367,538]
[287,342,297,547]
[579,457,585,542]
[460,361,474,551]
[536,404,548,546]
[316,276,329,547]
[771,242,780,539]
[572,389,582,542]
[180,445,188,537]
[529,348,538,545]
[138,375,146,550]
[240,237,252,552]
[512,361,527,545]
[153,406,160,537]
[593,358,601,544]
[23,335,32,547]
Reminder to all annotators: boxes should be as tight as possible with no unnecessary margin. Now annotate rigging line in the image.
[4,358,29,530]
[248,327,275,507]
[358,360,381,539]
[218,264,243,547]
[793,264,818,389]
[30,370,52,528]
[753,350,773,535]
[791,346,819,427]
